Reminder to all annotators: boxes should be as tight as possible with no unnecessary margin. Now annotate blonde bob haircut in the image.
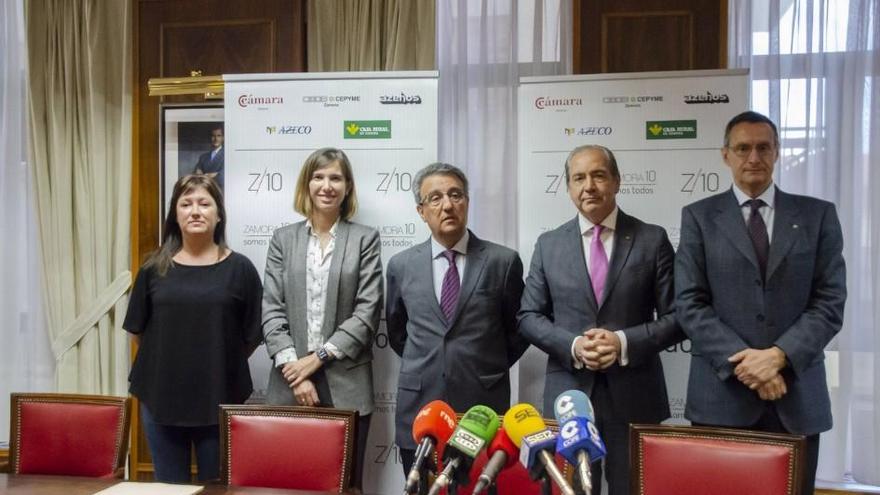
[294,147,358,221]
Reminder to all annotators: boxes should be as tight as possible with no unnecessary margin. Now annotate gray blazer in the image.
[386,232,528,449]
[675,188,846,435]
[262,220,383,415]
[518,210,684,421]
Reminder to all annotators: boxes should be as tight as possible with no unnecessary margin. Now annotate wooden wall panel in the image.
[575,0,725,74]
[131,0,305,480]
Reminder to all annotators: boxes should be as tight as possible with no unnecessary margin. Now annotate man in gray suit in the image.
[675,111,846,494]
[518,145,683,495]
[386,162,528,473]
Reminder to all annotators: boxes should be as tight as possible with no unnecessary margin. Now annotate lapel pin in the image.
[793,224,799,229]
[625,235,631,240]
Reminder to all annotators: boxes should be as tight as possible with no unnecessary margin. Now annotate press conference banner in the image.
[224,71,437,494]
[516,69,750,422]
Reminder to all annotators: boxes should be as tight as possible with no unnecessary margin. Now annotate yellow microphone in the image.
[502,403,575,495]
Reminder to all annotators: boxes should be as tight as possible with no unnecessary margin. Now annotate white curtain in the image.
[25,0,133,397]
[729,0,879,486]
[0,0,54,446]
[436,0,572,409]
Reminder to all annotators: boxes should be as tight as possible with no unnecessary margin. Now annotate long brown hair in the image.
[145,174,228,276]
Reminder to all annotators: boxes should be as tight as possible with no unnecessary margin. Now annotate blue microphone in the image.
[553,390,607,493]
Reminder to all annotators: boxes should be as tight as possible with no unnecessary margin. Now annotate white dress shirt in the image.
[430,231,469,303]
[570,207,631,367]
[732,182,776,243]
[273,220,342,368]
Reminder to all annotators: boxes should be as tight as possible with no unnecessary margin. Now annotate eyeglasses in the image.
[727,143,776,158]
[420,189,467,208]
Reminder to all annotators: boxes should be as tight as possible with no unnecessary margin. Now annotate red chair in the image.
[630,424,806,495]
[8,392,132,478]
[440,417,574,495]
[220,404,356,493]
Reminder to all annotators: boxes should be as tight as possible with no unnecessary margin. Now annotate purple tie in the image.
[747,199,769,279]
[590,225,608,304]
[440,250,460,321]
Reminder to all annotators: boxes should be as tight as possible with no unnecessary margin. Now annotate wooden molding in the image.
[147,74,224,99]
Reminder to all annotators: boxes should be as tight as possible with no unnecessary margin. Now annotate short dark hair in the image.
[412,163,469,204]
[211,123,224,133]
[724,111,779,147]
[564,145,619,184]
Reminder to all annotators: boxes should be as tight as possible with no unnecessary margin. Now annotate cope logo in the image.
[237,94,284,108]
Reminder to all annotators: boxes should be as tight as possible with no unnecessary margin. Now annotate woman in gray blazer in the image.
[262,148,382,489]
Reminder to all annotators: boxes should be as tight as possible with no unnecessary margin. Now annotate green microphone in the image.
[427,405,500,495]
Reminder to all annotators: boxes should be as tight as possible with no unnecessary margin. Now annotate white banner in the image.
[224,71,438,494]
[516,69,750,422]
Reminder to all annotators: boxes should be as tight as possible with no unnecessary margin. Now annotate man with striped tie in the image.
[518,145,683,495]
[386,162,528,475]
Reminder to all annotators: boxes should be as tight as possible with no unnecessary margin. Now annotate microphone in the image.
[405,400,457,494]
[428,405,500,495]
[502,403,575,495]
[471,429,519,494]
[553,390,607,494]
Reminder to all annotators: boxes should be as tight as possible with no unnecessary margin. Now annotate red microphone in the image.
[404,400,457,494]
[471,428,520,494]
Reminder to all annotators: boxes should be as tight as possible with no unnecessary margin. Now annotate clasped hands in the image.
[728,346,788,401]
[281,353,323,407]
[574,328,621,370]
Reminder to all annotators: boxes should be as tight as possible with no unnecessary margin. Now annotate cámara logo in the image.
[237,94,284,108]
[535,96,583,110]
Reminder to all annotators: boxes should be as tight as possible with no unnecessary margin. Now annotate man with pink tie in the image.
[518,145,684,495]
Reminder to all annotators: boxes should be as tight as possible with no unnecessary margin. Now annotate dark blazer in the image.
[386,231,528,449]
[518,210,684,421]
[675,187,845,435]
[193,147,224,188]
[262,220,383,415]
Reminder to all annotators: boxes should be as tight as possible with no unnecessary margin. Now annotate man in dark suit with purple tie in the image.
[675,111,847,495]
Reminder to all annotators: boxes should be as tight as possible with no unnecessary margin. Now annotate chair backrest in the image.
[9,392,132,478]
[630,424,806,495]
[438,416,574,495]
[220,405,356,493]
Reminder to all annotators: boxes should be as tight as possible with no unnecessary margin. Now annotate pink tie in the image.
[590,225,608,304]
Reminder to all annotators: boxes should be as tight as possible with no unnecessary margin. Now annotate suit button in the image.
[756,314,765,322]
[755,280,762,286]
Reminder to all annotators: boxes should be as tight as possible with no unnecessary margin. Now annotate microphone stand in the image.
[540,473,553,495]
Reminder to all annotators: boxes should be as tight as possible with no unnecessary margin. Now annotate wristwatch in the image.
[315,345,332,363]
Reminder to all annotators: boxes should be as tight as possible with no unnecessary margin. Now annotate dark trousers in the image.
[693,405,820,495]
[312,368,371,490]
[140,404,220,483]
[589,373,630,495]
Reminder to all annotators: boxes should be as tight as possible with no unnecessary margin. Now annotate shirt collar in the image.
[578,206,619,235]
[732,182,776,209]
[306,218,339,238]
[431,230,469,259]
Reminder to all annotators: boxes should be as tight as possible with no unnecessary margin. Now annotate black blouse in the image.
[124,252,263,426]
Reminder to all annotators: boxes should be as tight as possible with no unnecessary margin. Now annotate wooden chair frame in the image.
[219,404,357,493]
[630,423,806,495]
[9,392,132,478]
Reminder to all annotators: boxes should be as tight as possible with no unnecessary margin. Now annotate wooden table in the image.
[0,474,350,494]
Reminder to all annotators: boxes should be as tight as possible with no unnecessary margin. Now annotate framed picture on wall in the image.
[160,104,225,230]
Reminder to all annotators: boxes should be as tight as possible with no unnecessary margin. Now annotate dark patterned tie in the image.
[747,199,769,278]
[439,250,460,321]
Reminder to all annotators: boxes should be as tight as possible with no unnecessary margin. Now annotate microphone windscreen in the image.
[412,400,457,444]
[553,389,594,424]
[502,403,547,447]
[457,405,501,443]
[486,429,519,469]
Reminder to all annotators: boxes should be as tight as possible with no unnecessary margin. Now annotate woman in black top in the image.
[124,174,262,482]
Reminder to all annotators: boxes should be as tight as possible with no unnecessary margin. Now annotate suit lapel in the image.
[414,239,447,325]
[320,221,349,337]
[291,223,310,342]
[564,217,598,313]
[766,189,802,281]
[713,189,761,272]
[447,232,487,328]
[601,210,635,309]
